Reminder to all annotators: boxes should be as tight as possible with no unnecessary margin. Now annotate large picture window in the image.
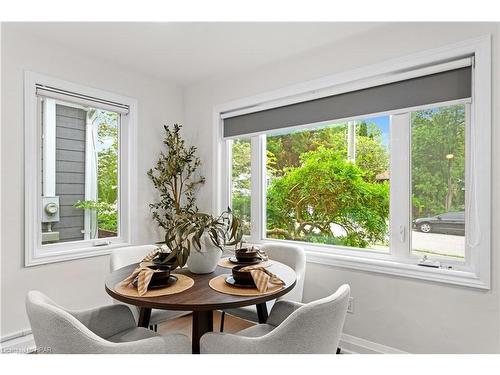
[217,37,491,289]
[233,105,466,263]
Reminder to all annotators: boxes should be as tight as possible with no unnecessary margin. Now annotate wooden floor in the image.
[157,311,255,338]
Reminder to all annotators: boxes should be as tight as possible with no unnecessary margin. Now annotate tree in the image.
[266,125,345,176]
[231,139,251,233]
[266,121,388,182]
[266,146,389,248]
[411,105,465,217]
[232,122,389,247]
[248,106,464,250]
[74,109,119,235]
[231,139,251,194]
[96,117,119,204]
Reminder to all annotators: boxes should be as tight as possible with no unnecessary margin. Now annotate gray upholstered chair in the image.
[220,243,306,329]
[26,291,190,354]
[110,245,189,331]
[202,284,350,354]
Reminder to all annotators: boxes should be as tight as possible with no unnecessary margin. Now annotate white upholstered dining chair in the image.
[110,245,189,331]
[201,284,350,354]
[26,291,190,354]
[219,243,306,330]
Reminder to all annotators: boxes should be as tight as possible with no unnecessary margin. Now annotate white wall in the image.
[0,25,184,337]
[183,22,500,353]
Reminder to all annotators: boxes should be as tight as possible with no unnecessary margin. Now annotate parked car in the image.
[413,211,465,235]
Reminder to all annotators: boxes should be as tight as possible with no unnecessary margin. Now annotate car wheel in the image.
[419,222,432,233]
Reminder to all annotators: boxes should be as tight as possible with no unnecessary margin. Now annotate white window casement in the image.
[24,72,138,266]
[214,35,491,289]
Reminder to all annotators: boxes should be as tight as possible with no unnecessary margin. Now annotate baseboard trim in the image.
[1,330,36,354]
[339,333,408,354]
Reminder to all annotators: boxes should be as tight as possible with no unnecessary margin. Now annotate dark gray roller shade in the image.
[223,66,472,138]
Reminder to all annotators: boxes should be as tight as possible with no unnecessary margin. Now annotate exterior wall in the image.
[182,22,500,353]
[52,104,86,242]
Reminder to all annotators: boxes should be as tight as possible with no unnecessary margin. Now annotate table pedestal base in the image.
[256,303,268,323]
[192,310,213,354]
[138,307,152,328]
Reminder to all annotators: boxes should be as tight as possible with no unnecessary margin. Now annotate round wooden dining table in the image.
[105,260,297,353]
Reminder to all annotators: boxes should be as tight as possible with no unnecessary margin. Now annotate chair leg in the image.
[336,347,341,354]
[149,325,153,331]
[154,324,158,332]
[220,311,225,332]
[148,324,158,332]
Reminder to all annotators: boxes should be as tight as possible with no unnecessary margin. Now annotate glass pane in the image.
[411,104,466,260]
[40,98,119,244]
[266,116,390,252]
[231,138,251,235]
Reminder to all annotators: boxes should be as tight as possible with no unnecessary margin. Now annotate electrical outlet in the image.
[347,297,354,314]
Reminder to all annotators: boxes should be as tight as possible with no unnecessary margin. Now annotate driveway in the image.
[411,230,465,259]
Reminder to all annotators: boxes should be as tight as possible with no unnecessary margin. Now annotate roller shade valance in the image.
[223,65,472,138]
[36,85,130,114]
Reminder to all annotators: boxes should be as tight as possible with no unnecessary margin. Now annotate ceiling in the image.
[10,22,383,86]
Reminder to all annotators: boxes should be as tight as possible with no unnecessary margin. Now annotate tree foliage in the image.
[260,106,465,249]
[266,122,388,182]
[74,200,117,233]
[231,139,251,234]
[266,146,389,247]
[411,105,465,217]
[230,120,392,248]
[96,116,119,204]
[74,109,119,234]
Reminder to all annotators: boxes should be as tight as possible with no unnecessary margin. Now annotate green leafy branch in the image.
[147,124,205,231]
[161,208,243,268]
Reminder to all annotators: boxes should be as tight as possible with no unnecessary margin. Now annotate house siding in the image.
[51,104,86,242]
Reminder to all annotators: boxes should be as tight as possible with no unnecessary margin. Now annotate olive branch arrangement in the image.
[148,124,243,268]
[161,208,243,267]
[147,123,205,231]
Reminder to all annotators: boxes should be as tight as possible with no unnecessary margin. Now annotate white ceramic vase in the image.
[186,232,222,274]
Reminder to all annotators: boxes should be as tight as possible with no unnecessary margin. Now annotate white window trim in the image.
[24,71,138,266]
[41,98,56,197]
[83,106,98,240]
[213,35,491,289]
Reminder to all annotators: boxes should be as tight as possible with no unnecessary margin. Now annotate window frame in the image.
[24,71,138,266]
[214,35,491,289]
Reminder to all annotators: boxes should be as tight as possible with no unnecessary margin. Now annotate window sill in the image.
[250,238,488,290]
[25,242,129,267]
[305,249,488,290]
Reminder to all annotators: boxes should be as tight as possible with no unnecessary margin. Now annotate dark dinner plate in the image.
[228,256,262,265]
[225,275,256,289]
[132,275,178,289]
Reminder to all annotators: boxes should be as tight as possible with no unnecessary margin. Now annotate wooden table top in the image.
[105,260,297,311]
